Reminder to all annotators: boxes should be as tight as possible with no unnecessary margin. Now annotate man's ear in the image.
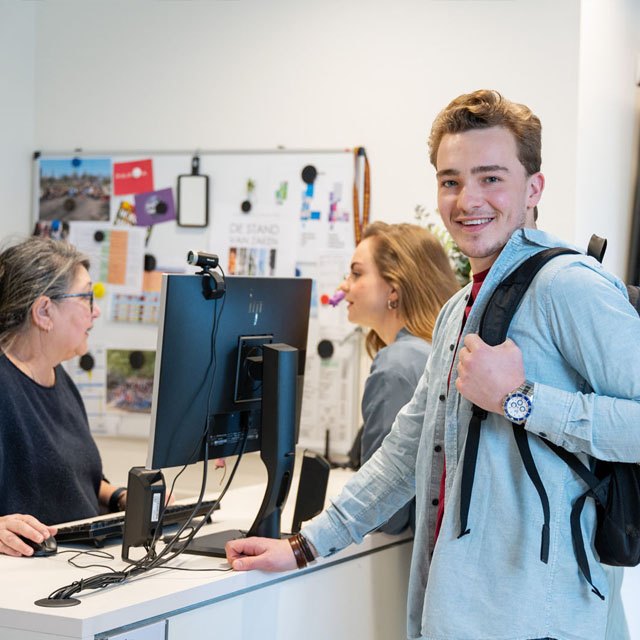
[31,296,53,332]
[527,172,545,208]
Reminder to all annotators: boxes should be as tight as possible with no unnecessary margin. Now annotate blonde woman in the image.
[339,221,459,533]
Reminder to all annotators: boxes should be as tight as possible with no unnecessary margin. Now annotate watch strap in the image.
[517,380,534,397]
[503,380,534,424]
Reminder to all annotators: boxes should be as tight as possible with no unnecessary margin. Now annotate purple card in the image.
[134,188,176,226]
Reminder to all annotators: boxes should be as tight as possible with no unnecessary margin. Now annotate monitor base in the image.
[166,529,292,558]
[170,529,246,558]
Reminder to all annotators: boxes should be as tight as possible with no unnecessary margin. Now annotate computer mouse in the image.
[20,535,57,557]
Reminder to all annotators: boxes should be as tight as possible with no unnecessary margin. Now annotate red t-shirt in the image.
[435,269,489,541]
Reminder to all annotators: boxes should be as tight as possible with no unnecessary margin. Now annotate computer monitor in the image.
[146,272,312,555]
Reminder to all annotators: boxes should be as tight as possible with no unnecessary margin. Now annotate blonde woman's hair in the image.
[362,222,460,358]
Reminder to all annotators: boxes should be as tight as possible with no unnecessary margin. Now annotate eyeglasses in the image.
[50,291,94,312]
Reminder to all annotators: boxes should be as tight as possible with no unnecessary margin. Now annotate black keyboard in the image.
[55,499,220,546]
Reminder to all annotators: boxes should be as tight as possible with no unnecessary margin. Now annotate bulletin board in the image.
[32,149,365,455]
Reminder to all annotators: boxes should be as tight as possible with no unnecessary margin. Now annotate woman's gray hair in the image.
[0,237,90,351]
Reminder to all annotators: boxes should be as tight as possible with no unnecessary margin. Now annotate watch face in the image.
[505,393,532,422]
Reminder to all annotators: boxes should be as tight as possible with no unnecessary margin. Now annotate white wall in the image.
[575,0,640,278]
[0,0,36,241]
[3,1,638,278]
[25,0,580,246]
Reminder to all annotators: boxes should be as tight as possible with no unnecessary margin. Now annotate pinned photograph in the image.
[39,157,111,222]
[106,349,155,414]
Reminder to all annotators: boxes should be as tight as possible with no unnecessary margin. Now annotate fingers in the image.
[462,333,485,350]
[458,334,487,368]
[459,335,518,370]
[225,537,297,572]
[455,333,526,414]
[463,334,517,351]
[230,553,268,572]
[2,513,54,538]
[225,537,270,563]
[0,514,56,557]
[0,537,27,557]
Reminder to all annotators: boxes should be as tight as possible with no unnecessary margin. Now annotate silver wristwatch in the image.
[502,380,534,425]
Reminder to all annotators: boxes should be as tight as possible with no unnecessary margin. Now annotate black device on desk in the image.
[56,499,221,546]
[121,467,166,561]
[20,534,57,556]
[144,272,312,557]
[290,451,331,534]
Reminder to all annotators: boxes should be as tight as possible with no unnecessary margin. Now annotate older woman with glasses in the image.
[0,236,124,557]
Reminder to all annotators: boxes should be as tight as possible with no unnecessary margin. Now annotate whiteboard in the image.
[33,149,362,455]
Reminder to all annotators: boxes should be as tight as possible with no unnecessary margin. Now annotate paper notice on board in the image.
[298,323,361,454]
[299,178,352,252]
[63,346,109,435]
[110,291,161,324]
[296,253,350,327]
[113,158,154,196]
[296,253,358,454]
[68,222,145,295]
[108,270,164,325]
[210,206,298,277]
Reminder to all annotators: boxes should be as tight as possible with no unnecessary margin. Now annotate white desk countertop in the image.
[0,469,413,640]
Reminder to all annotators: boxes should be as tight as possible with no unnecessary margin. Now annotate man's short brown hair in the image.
[428,90,542,176]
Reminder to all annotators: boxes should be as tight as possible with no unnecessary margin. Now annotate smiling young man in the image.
[226,90,640,640]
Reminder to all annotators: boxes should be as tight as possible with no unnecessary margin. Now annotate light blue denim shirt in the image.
[303,228,639,640]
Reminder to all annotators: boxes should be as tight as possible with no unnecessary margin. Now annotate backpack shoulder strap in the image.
[477,246,609,597]
[586,234,640,319]
[587,234,607,264]
[479,247,579,346]
[459,247,578,539]
[627,286,640,315]
[543,440,607,599]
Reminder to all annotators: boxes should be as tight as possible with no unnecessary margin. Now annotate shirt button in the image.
[465,294,470,301]
[539,432,547,438]
[432,498,439,506]
[434,445,442,453]
[449,344,455,351]
[439,394,445,401]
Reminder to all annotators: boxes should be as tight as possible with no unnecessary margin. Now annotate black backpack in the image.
[458,234,640,600]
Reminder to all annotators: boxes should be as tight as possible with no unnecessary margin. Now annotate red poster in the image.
[113,159,154,195]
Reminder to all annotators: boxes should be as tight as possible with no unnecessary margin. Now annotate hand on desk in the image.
[0,514,57,557]
[225,536,297,572]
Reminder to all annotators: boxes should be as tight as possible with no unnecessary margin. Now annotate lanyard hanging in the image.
[352,147,370,245]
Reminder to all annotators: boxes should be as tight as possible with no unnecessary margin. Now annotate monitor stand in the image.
[172,528,246,557]
[179,343,298,558]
